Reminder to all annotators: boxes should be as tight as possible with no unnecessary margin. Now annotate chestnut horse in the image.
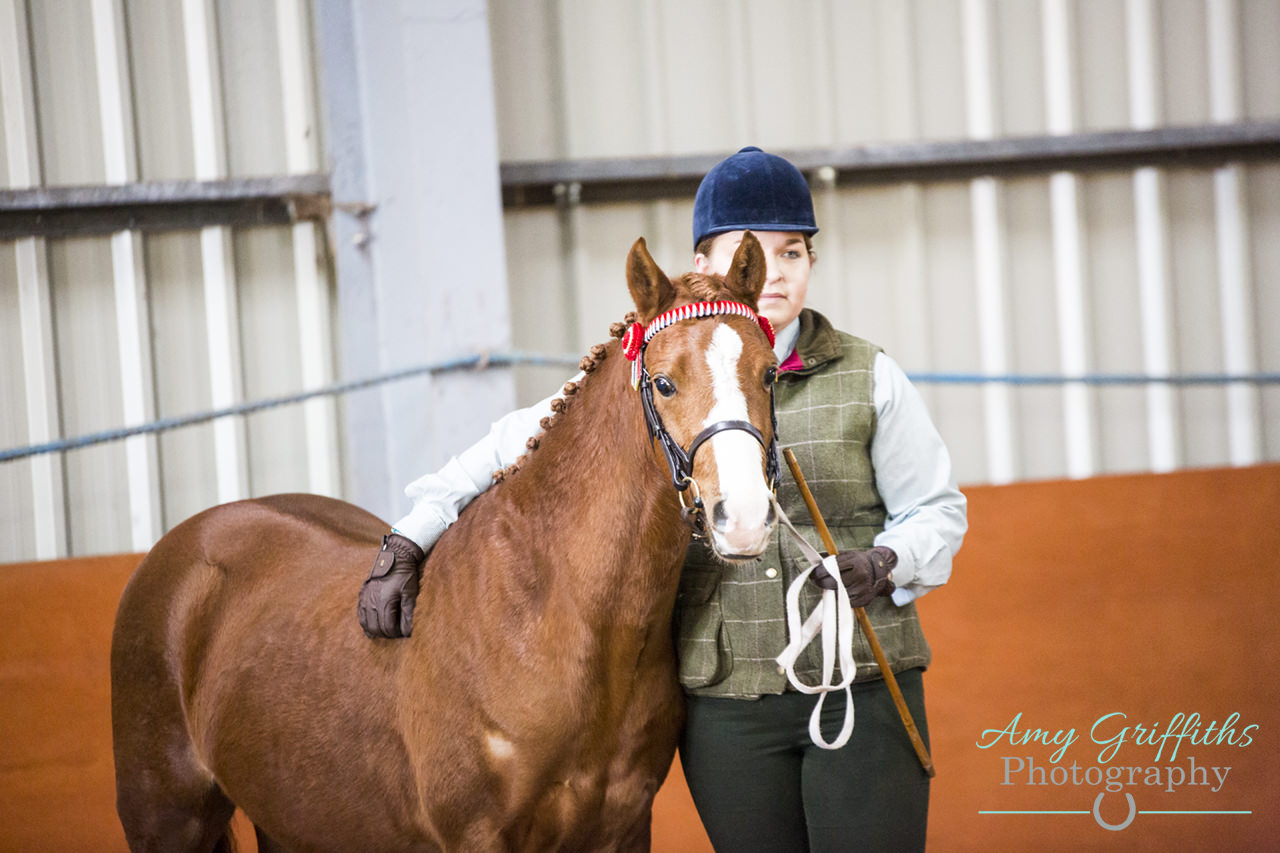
[111,234,780,852]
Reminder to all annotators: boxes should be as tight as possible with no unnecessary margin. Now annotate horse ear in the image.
[722,231,766,310]
[626,237,675,322]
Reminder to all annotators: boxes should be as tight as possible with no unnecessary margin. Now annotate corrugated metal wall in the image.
[3,0,1278,563]
[493,0,1280,487]
[1,0,333,562]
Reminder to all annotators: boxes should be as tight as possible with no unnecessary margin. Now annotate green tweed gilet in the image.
[675,309,931,698]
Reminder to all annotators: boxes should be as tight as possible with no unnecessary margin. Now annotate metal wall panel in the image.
[1079,172,1143,472]
[218,0,294,177]
[27,2,105,185]
[0,242,36,560]
[994,0,1049,137]
[47,236,135,554]
[504,207,574,398]
[1250,163,1280,460]
[489,0,1280,487]
[144,232,221,530]
[127,0,197,182]
[235,226,314,496]
[1075,0,1131,131]
[4,0,1279,563]
[1242,0,1280,116]
[1,0,332,561]
[1001,177,1064,481]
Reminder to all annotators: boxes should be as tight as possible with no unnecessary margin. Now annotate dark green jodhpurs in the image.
[679,669,930,852]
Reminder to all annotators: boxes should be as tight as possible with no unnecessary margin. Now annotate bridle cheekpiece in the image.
[622,300,780,532]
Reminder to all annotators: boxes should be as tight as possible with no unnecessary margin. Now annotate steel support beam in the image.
[4,122,1277,235]
[499,121,1280,207]
[0,174,331,238]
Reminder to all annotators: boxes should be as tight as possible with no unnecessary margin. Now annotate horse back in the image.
[182,492,386,566]
[112,491,387,699]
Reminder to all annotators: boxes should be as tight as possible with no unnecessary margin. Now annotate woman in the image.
[360,147,966,851]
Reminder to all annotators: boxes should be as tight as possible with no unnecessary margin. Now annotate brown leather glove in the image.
[810,546,897,607]
[359,533,427,639]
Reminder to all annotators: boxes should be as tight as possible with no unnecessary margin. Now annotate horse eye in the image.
[764,367,777,387]
[654,375,677,398]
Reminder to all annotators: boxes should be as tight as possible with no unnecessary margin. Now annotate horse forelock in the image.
[674,272,735,307]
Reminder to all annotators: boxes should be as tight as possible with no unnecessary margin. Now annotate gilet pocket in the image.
[674,566,732,689]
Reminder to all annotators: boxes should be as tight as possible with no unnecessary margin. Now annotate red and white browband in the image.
[621,300,775,363]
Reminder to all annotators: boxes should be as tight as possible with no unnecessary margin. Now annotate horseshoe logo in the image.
[1092,792,1137,831]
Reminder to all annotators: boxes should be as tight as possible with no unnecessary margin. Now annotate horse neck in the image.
[504,342,690,626]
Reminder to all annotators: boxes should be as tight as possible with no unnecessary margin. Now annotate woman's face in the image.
[695,230,813,331]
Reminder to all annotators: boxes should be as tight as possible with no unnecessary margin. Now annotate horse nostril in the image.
[711,497,777,535]
[712,500,730,532]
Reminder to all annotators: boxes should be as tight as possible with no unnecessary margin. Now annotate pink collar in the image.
[779,348,804,373]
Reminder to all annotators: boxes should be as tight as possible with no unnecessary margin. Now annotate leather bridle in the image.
[622,300,780,531]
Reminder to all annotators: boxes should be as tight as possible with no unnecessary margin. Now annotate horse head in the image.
[624,232,780,560]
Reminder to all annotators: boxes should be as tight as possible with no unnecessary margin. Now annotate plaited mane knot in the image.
[579,343,610,374]
[609,311,639,339]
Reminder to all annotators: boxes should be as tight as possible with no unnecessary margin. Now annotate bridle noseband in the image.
[622,300,781,532]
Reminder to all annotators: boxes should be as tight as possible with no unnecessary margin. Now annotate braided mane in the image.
[492,271,741,482]
[491,309,638,482]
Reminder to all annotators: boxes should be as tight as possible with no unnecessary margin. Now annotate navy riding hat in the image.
[692,146,818,248]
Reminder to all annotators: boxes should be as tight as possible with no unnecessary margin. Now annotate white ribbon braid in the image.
[773,505,859,750]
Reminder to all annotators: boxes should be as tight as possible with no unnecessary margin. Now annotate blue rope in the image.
[0,351,580,464]
[1,354,1277,464]
[908,371,1280,386]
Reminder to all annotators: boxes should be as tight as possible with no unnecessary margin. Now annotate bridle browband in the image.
[622,300,780,531]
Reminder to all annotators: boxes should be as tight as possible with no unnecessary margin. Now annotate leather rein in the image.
[621,300,780,533]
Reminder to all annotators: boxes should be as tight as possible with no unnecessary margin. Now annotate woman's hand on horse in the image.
[809,547,897,607]
[359,534,428,639]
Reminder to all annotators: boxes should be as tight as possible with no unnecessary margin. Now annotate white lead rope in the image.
[773,505,860,750]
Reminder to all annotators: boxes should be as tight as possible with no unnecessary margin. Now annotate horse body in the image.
[111,236,777,851]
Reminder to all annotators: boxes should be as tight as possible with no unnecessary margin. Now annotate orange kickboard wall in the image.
[2,464,1277,851]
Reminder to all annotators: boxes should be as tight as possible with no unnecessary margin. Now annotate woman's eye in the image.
[654,375,677,398]
[764,367,777,387]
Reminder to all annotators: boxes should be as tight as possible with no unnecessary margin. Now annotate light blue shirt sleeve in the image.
[869,352,968,604]
[392,373,584,549]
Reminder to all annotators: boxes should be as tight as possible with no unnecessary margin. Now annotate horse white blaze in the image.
[703,325,774,555]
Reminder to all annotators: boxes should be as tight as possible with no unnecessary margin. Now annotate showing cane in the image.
[782,448,936,777]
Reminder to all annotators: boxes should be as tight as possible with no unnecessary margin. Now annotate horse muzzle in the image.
[706,493,778,559]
